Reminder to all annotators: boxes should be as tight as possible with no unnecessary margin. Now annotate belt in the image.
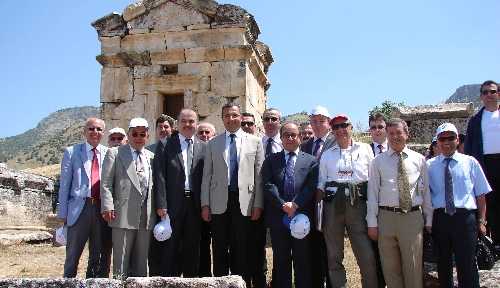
[379,205,420,214]
[484,153,500,160]
[86,197,100,205]
[184,190,191,197]
[435,208,475,213]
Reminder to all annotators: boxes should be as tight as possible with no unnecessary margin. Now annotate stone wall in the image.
[407,117,469,144]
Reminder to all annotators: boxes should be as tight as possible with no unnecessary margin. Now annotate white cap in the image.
[290,213,310,239]
[129,117,149,129]
[153,215,172,241]
[108,127,126,136]
[55,225,67,246]
[435,123,458,138]
[310,105,330,118]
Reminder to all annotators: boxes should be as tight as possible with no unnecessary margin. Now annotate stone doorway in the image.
[163,93,184,119]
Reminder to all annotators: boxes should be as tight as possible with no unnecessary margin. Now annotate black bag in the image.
[477,234,497,270]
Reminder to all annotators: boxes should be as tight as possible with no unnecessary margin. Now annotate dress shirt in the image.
[85,142,104,197]
[262,133,283,154]
[481,109,500,154]
[160,137,168,146]
[224,129,244,185]
[427,152,491,210]
[284,147,300,167]
[178,133,194,190]
[372,140,388,155]
[367,146,432,227]
[130,145,150,187]
[318,142,373,190]
[312,132,331,154]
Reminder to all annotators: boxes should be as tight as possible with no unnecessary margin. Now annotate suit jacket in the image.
[100,144,156,230]
[148,140,166,207]
[300,133,336,159]
[262,150,318,228]
[201,131,264,216]
[155,132,206,220]
[464,107,486,169]
[57,143,108,226]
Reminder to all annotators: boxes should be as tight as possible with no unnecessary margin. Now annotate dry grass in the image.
[23,164,60,179]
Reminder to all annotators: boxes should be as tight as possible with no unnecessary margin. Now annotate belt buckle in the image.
[184,190,191,197]
[401,208,408,214]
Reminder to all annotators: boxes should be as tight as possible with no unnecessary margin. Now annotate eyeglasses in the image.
[438,136,456,142]
[198,130,211,135]
[481,89,498,96]
[87,127,103,132]
[131,132,147,138]
[282,132,299,139]
[109,136,124,141]
[263,116,279,123]
[370,125,385,130]
[241,121,255,127]
[331,123,350,130]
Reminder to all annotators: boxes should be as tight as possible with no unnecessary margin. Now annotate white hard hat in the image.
[153,215,172,241]
[310,105,331,118]
[435,123,458,139]
[129,117,149,129]
[290,213,310,239]
[55,225,67,246]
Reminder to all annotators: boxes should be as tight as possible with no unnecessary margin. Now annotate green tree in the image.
[369,100,406,120]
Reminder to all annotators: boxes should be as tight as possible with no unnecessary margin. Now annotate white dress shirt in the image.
[367,146,432,228]
[312,132,331,155]
[262,133,283,154]
[481,109,500,154]
[372,140,388,156]
[178,133,194,190]
[85,142,104,197]
[130,145,150,187]
[225,129,244,184]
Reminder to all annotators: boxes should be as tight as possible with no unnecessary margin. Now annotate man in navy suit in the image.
[57,117,108,278]
[262,122,318,288]
[465,80,500,244]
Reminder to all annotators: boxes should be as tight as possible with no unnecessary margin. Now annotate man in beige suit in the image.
[101,117,156,278]
[201,103,264,286]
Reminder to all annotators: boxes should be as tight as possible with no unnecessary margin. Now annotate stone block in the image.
[121,33,166,53]
[100,67,133,103]
[111,97,146,120]
[178,62,211,76]
[125,275,246,288]
[224,45,253,60]
[0,278,122,288]
[150,49,185,65]
[133,65,163,78]
[185,47,224,63]
[134,75,203,94]
[211,61,246,96]
[153,25,186,32]
[123,2,147,22]
[100,36,121,55]
[165,27,247,49]
[187,24,211,30]
[96,54,128,67]
[129,28,150,35]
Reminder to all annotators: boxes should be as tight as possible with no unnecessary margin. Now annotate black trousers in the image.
[211,190,251,284]
[484,154,500,244]
[199,220,212,276]
[247,216,268,288]
[148,232,167,276]
[432,208,479,288]
[64,199,108,278]
[309,229,331,288]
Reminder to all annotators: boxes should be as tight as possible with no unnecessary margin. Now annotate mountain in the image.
[445,84,481,109]
[0,106,99,169]
[282,111,309,124]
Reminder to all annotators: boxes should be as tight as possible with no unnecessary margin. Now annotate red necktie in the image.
[91,148,100,199]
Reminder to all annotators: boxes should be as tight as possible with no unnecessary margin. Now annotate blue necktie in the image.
[284,152,296,201]
[229,134,238,191]
[444,158,455,215]
[265,137,273,158]
[312,138,323,158]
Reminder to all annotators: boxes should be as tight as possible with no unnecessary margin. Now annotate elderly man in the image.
[241,112,258,135]
[318,114,377,288]
[201,103,264,286]
[197,122,216,142]
[101,118,155,278]
[465,80,500,245]
[155,109,207,277]
[301,105,335,288]
[58,118,108,278]
[367,118,432,288]
[428,123,490,288]
[107,127,128,147]
[262,122,318,288]
[299,123,314,142]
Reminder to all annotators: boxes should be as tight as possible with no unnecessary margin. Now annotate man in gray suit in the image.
[101,117,156,278]
[201,103,264,286]
[57,117,108,278]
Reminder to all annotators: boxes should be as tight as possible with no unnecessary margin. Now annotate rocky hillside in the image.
[445,84,481,108]
[0,106,99,169]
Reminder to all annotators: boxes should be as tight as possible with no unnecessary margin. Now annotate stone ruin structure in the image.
[92,0,273,138]
[392,102,475,144]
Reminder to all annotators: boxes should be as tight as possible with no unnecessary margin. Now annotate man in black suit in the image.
[300,106,335,288]
[154,109,206,276]
[262,122,318,288]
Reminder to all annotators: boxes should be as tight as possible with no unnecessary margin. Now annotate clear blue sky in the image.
[1,0,499,137]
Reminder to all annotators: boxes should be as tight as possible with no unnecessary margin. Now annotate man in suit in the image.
[465,80,500,245]
[155,109,206,277]
[300,105,335,288]
[146,114,175,153]
[299,123,314,142]
[58,117,108,278]
[201,103,264,286]
[263,122,318,288]
[101,117,156,278]
[241,112,257,135]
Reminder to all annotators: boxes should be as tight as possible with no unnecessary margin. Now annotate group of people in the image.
[56,80,499,288]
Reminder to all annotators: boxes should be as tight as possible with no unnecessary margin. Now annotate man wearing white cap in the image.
[101,117,156,278]
[300,105,335,288]
[318,114,378,288]
[262,122,318,288]
[428,123,490,288]
[107,127,128,147]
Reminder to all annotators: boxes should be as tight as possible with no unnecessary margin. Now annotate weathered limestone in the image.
[93,0,273,134]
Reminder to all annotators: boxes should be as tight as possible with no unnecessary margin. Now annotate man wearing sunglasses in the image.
[241,112,257,135]
[101,117,155,278]
[428,123,490,288]
[368,113,388,156]
[58,118,109,278]
[262,108,283,158]
[465,80,500,245]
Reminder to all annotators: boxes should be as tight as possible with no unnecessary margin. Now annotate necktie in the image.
[397,152,412,212]
[284,152,296,201]
[229,134,238,191]
[265,137,274,158]
[90,148,100,199]
[135,150,148,194]
[186,138,193,188]
[444,158,455,215]
[377,144,383,154]
[312,138,324,158]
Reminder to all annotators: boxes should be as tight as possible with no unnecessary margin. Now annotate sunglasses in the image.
[370,125,385,130]
[241,121,255,127]
[438,136,457,142]
[481,89,498,96]
[131,132,147,138]
[263,116,279,123]
[109,136,124,141]
[87,127,103,132]
[331,123,350,130]
[198,130,211,135]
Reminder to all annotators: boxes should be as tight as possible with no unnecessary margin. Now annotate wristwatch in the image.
[478,218,487,226]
